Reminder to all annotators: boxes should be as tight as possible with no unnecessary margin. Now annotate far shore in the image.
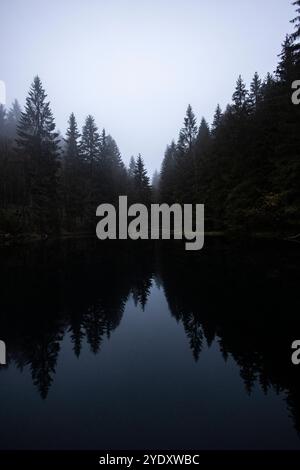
[1,229,300,248]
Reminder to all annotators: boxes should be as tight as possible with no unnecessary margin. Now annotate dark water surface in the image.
[0,237,299,450]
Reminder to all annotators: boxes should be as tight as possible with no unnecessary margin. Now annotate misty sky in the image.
[0,0,294,174]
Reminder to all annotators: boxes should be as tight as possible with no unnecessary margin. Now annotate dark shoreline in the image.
[1,230,300,247]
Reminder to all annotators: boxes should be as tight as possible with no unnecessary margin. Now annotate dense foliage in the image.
[159,8,300,232]
[0,79,151,235]
[0,2,299,236]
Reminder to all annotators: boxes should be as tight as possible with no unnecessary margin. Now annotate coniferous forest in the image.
[1,0,300,461]
[0,3,300,238]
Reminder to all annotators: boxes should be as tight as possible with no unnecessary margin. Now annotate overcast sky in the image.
[0,0,295,174]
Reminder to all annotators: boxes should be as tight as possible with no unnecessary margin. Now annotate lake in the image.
[0,237,299,450]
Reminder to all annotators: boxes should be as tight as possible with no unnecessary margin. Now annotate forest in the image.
[0,1,299,238]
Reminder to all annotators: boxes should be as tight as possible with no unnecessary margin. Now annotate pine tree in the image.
[276,34,296,83]
[16,76,60,234]
[211,104,222,135]
[232,75,249,113]
[102,133,127,200]
[63,113,83,230]
[291,1,300,71]
[126,156,137,203]
[249,72,262,110]
[80,115,100,167]
[104,133,123,169]
[193,118,211,199]
[133,154,151,203]
[178,104,197,152]
[128,156,136,178]
[78,115,101,225]
[99,128,107,158]
[65,112,80,162]
[261,72,275,97]
[159,142,177,203]
[196,118,210,149]
[291,0,300,43]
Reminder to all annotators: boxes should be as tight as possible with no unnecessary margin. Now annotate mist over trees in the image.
[158,3,300,232]
[0,80,151,235]
[0,1,299,237]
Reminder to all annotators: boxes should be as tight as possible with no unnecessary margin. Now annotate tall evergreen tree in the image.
[291,0,300,43]
[63,113,83,230]
[16,76,60,234]
[249,72,262,110]
[196,118,210,149]
[276,34,296,83]
[133,154,151,203]
[159,141,177,203]
[128,156,136,178]
[79,115,101,225]
[80,115,100,166]
[178,104,197,152]
[65,112,80,161]
[101,132,127,201]
[232,75,249,113]
[211,104,222,135]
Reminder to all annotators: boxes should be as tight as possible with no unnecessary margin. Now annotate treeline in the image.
[158,3,300,233]
[0,78,151,235]
[1,2,300,237]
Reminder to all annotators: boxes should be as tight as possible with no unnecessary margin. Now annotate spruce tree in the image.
[232,75,249,113]
[211,104,222,135]
[101,132,127,200]
[276,34,296,83]
[291,1,300,70]
[178,104,197,152]
[16,76,60,234]
[249,72,262,110]
[65,112,80,162]
[64,113,83,230]
[291,0,300,43]
[159,142,177,203]
[133,154,151,203]
[79,115,101,225]
[99,128,107,157]
[80,115,100,167]
[196,118,210,149]
[128,156,136,178]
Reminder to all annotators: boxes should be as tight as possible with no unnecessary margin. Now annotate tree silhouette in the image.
[16,76,60,234]
[133,153,151,204]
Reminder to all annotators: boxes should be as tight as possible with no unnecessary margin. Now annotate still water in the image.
[0,238,299,449]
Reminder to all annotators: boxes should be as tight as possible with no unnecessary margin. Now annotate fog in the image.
[0,0,294,173]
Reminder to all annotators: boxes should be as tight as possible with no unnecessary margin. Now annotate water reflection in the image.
[0,238,299,447]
